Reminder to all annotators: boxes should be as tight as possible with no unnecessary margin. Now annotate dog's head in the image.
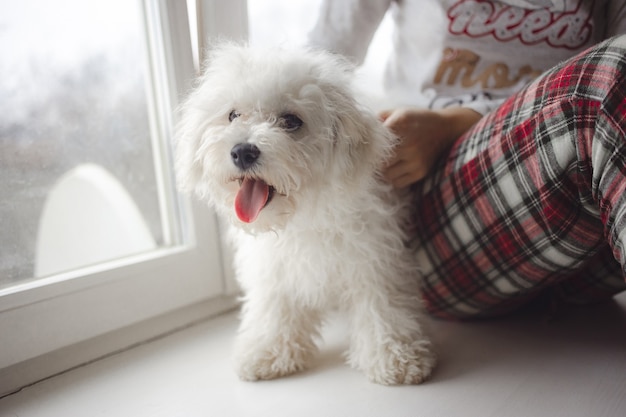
[175,44,394,233]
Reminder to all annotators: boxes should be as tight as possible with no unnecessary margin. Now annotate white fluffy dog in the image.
[175,44,435,385]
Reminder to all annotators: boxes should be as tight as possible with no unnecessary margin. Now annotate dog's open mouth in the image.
[234,177,276,223]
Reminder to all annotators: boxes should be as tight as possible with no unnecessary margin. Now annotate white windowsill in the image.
[2,293,626,417]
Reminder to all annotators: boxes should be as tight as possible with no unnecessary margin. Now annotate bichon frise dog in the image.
[175,44,435,385]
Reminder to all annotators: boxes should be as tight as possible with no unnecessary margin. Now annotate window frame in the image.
[0,0,245,396]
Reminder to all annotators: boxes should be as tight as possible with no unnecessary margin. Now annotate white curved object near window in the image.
[35,163,156,277]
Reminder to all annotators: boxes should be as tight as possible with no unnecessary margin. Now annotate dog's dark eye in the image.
[279,113,303,131]
[229,110,240,122]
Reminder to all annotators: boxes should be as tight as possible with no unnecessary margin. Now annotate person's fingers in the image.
[389,172,416,189]
[385,159,427,184]
[381,108,407,129]
[378,109,393,122]
[383,160,408,181]
[385,155,431,186]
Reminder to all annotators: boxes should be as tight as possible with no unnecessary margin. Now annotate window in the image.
[1,0,173,284]
[247,0,321,47]
[0,0,244,395]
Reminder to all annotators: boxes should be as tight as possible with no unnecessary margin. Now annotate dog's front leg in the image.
[347,292,436,385]
[233,295,321,381]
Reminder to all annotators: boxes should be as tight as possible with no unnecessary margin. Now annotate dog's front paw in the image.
[234,339,316,381]
[363,340,436,385]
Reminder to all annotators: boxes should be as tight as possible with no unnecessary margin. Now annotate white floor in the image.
[2,294,626,417]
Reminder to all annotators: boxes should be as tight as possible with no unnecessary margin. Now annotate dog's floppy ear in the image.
[310,51,396,178]
[330,96,396,179]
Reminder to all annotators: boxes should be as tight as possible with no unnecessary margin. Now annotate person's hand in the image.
[380,107,482,188]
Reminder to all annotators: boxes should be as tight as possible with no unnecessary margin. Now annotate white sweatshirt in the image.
[309,0,626,114]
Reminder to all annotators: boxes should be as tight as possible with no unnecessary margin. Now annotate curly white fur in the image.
[175,44,435,385]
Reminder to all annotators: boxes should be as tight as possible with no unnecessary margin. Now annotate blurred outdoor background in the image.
[0,0,390,286]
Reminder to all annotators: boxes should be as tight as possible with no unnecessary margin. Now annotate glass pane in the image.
[247,0,321,47]
[0,0,175,286]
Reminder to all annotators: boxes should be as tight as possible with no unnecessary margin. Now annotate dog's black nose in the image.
[230,143,260,170]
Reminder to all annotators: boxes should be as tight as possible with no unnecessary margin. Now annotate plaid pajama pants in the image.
[414,36,626,319]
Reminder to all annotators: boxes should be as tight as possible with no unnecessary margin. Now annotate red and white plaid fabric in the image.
[413,36,626,319]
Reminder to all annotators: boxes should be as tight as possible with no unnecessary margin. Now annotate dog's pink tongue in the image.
[235,178,270,223]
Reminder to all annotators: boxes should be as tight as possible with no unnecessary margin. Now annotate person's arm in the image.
[308,0,392,65]
[381,107,482,188]
[606,1,626,36]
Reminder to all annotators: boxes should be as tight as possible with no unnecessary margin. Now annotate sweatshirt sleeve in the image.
[606,1,626,36]
[462,99,507,116]
[308,0,393,65]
